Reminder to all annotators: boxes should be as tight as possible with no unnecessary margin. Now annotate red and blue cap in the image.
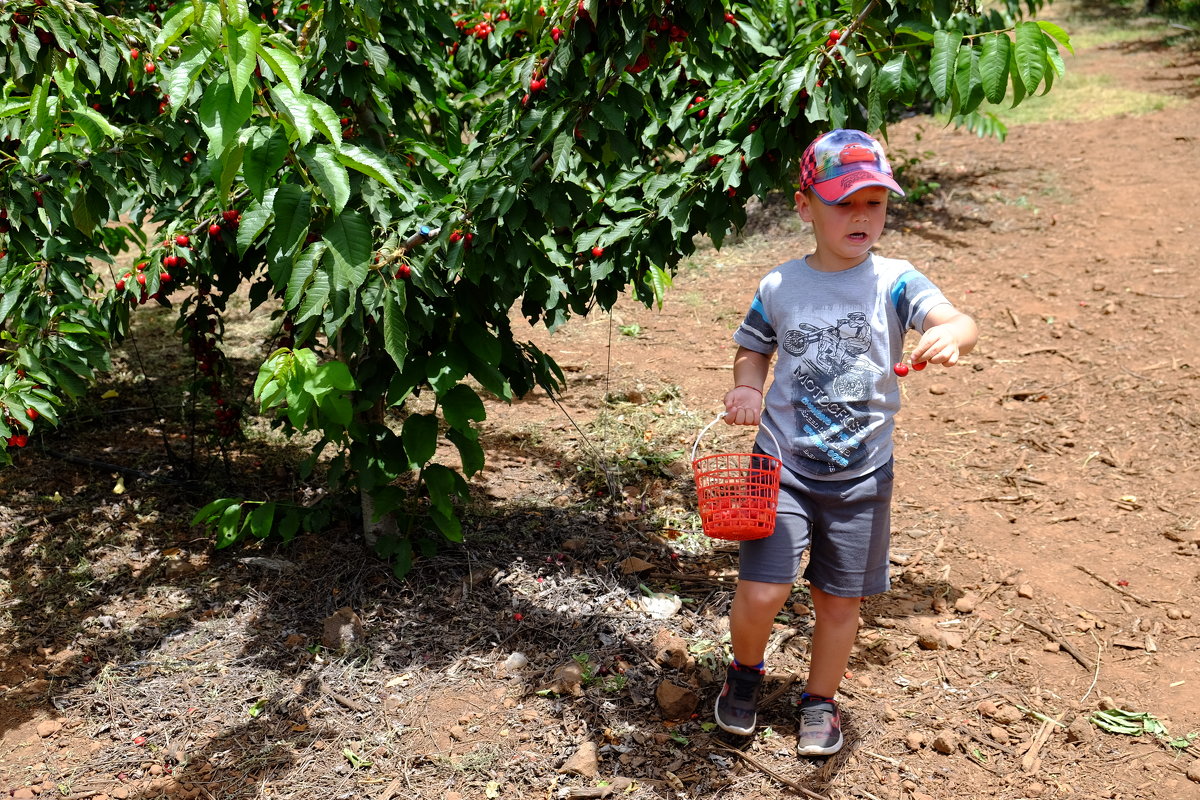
[798,129,905,205]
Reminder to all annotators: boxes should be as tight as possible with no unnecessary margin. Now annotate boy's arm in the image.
[912,304,978,367]
[723,346,772,426]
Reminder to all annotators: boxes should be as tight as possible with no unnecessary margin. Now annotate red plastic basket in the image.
[691,414,782,541]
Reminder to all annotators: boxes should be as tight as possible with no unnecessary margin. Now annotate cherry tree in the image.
[0,0,1067,573]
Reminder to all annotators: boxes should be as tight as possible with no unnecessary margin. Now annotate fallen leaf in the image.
[112,476,126,495]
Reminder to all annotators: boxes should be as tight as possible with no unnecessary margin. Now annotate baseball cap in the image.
[798,129,905,205]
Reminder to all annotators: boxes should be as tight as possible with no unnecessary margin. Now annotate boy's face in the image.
[794,185,890,271]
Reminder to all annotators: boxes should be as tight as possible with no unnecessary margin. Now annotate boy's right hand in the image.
[723,386,762,426]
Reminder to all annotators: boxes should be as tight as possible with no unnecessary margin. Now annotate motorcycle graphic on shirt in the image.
[782,311,883,402]
[782,311,880,472]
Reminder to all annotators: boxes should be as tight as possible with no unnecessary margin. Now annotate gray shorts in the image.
[737,458,894,597]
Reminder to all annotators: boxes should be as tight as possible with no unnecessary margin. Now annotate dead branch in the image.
[1074,565,1156,608]
[710,741,832,800]
[1015,616,1093,671]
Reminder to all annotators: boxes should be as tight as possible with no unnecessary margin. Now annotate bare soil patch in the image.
[3,5,1200,800]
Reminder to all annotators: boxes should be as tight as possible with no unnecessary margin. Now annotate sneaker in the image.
[796,694,843,756]
[714,662,764,735]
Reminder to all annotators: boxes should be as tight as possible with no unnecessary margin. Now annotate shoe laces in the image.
[799,700,835,727]
[728,668,761,702]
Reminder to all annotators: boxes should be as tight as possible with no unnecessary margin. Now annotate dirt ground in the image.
[3,4,1200,800]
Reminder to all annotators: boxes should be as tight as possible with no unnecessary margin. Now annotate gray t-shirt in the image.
[733,253,949,480]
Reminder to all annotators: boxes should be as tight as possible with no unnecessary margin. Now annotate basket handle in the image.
[691,412,782,463]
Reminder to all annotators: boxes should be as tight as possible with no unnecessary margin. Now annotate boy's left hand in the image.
[912,309,978,367]
[911,323,964,366]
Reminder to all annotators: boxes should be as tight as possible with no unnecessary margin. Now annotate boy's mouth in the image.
[847,232,868,243]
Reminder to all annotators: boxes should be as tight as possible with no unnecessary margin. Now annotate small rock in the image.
[1167,607,1184,621]
[993,705,1023,725]
[542,661,586,697]
[1025,783,1046,797]
[931,731,959,755]
[954,594,978,614]
[881,704,900,722]
[449,725,466,741]
[904,731,925,751]
[446,793,464,800]
[976,700,998,718]
[13,789,36,800]
[913,794,936,800]
[928,383,948,396]
[1016,584,1035,599]
[655,680,699,720]
[1066,716,1095,744]
[990,726,1011,745]
[36,720,63,738]
[502,652,530,672]
[1187,759,1200,783]
[791,602,810,617]
[112,788,130,800]
[148,764,164,776]
[551,494,572,508]
[321,607,365,650]
[558,741,599,778]
[1042,641,1061,652]
[652,628,691,670]
[561,538,587,552]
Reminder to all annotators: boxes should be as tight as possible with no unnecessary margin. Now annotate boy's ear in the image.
[795,189,814,222]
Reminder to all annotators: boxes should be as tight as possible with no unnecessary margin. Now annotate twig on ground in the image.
[760,672,799,709]
[1075,565,1156,607]
[1021,717,1058,773]
[1079,633,1104,704]
[710,741,832,800]
[320,679,369,713]
[1016,615,1093,671]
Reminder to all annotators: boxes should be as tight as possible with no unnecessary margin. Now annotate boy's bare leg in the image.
[729,580,793,664]
[803,585,862,697]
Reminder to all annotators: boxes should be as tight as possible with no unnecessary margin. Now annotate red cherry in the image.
[911,361,927,371]
[7,435,27,448]
[115,279,126,291]
[33,190,43,206]
[449,231,462,243]
[160,272,171,282]
[26,408,38,421]
[175,234,190,246]
[591,246,604,258]
[724,12,736,23]
[396,264,411,279]
[136,273,147,286]
[136,261,147,271]
[208,223,221,236]
[130,48,140,59]
[163,254,179,268]
[513,613,524,621]
[346,40,358,51]
[828,29,841,43]
[133,736,147,746]
[182,153,193,164]
[222,209,240,223]
[144,62,155,74]
[893,363,909,377]
[551,26,562,41]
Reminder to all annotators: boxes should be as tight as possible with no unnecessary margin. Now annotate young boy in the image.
[715,129,978,756]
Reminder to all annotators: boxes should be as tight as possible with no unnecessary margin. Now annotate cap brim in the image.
[811,172,906,205]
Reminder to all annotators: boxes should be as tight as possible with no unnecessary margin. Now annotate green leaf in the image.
[244,126,289,202]
[247,502,276,539]
[191,497,239,526]
[338,142,402,194]
[877,54,907,100]
[197,74,254,158]
[154,2,196,52]
[216,502,244,548]
[165,40,215,112]
[382,282,408,369]
[307,98,343,150]
[953,45,983,116]
[270,83,314,146]
[257,43,303,93]
[1036,20,1073,55]
[236,189,276,256]
[323,212,373,292]
[265,183,311,262]
[225,22,261,102]
[439,384,485,431]
[644,265,672,310]
[929,30,960,102]
[979,33,1011,105]
[402,413,439,467]
[304,144,351,215]
[1014,21,1047,95]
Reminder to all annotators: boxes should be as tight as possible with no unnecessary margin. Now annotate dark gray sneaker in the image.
[714,662,764,735]
[796,694,843,756]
